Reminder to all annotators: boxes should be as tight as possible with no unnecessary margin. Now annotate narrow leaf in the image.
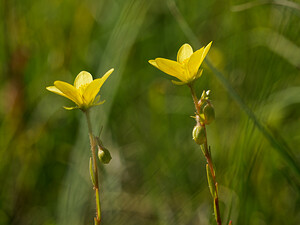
[214,197,218,222]
[89,157,96,186]
[206,164,215,197]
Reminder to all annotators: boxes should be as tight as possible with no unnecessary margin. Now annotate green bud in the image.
[98,147,112,164]
[192,125,206,145]
[203,103,215,125]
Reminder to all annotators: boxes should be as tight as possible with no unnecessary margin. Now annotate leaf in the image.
[206,164,215,197]
[89,157,96,186]
[214,198,218,222]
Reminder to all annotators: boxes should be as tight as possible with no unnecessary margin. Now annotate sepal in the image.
[63,106,80,110]
[171,80,185,85]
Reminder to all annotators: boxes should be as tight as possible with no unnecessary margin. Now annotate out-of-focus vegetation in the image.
[1,0,300,224]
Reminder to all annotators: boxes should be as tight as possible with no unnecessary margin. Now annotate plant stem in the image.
[85,110,101,225]
[188,83,200,115]
[188,84,222,225]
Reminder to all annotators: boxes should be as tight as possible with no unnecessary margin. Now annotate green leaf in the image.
[89,157,96,186]
[206,164,215,197]
[213,198,218,222]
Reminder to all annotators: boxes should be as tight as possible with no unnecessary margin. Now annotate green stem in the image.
[188,84,222,225]
[188,83,201,115]
[85,110,101,225]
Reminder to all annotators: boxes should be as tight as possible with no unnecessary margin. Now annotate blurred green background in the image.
[1,0,300,224]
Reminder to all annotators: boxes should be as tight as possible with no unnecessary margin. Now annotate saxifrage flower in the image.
[149,42,212,85]
[46,69,114,110]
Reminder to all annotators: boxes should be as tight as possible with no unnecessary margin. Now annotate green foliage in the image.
[89,157,96,186]
[206,164,215,198]
[0,0,300,225]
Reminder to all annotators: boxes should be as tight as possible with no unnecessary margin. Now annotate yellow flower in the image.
[46,69,114,110]
[148,42,212,85]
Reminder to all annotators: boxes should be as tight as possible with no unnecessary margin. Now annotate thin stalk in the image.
[85,110,101,225]
[188,84,222,225]
[188,83,200,115]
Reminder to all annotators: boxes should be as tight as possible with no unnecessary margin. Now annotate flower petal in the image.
[54,81,83,106]
[188,47,204,76]
[177,43,193,63]
[188,42,212,77]
[154,58,185,81]
[83,68,114,104]
[148,60,159,69]
[74,71,93,89]
[46,86,68,98]
[100,68,114,86]
[200,41,212,65]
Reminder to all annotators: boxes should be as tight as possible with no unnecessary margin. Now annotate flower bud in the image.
[203,103,215,125]
[192,125,206,145]
[98,147,112,164]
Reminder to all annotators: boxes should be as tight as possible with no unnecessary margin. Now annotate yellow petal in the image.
[101,68,114,84]
[54,81,83,106]
[154,58,185,81]
[83,68,114,104]
[74,71,93,89]
[188,42,212,77]
[148,60,159,69]
[177,43,193,63]
[201,41,212,64]
[46,86,68,98]
[188,47,204,76]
